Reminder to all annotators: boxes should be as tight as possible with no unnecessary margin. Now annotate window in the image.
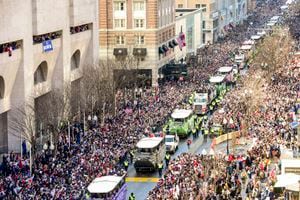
[114,19,126,28]
[133,1,145,11]
[195,4,201,8]
[201,4,207,12]
[114,1,125,11]
[116,36,125,45]
[202,21,206,29]
[136,35,145,44]
[202,33,206,44]
[178,4,183,8]
[134,19,145,28]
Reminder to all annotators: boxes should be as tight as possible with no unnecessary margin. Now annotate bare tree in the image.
[9,103,36,174]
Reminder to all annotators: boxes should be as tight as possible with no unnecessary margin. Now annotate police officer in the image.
[124,160,129,171]
[204,128,209,142]
[129,192,136,200]
[158,162,163,177]
[165,153,171,167]
[192,128,197,139]
[129,150,134,164]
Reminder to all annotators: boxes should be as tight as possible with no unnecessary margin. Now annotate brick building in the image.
[99,0,177,85]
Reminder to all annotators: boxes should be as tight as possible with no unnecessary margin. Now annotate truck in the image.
[164,109,196,138]
[134,137,165,172]
[165,134,179,153]
[193,89,217,115]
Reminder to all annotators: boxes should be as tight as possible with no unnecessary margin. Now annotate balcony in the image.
[70,0,96,27]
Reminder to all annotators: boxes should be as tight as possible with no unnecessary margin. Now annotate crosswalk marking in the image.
[126,177,159,183]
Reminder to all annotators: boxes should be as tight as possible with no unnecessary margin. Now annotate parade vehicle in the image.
[134,137,165,172]
[165,134,179,153]
[217,66,235,83]
[87,175,127,200]
[193,90,217,115]
[209,75,227,96]
[210,124,223,137]
[166,109,196,138]
[234,54,245,69]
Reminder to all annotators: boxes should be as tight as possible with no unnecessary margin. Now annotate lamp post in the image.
[223,117,229,155]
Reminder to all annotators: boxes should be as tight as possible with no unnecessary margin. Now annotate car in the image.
[165,134,179,153]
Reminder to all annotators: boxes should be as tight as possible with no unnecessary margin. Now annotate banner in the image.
[42,40,53,52]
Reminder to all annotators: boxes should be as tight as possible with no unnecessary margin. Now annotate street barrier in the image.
[215,131,240,145]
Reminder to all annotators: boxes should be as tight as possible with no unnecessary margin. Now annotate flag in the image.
[177,33,186,50]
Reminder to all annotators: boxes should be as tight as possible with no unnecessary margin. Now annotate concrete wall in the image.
[0,0,98,153]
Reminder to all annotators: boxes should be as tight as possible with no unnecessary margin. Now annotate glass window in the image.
[133,1,145,11]
[136,35,145,44]
[114,1,125,11]
[202,21,206,29]
[201,4,207,12]
[134,19,145,28]
[116,36,125,44]
[178,4,183,8]
[114,19,125,28]
[195,4,201,8]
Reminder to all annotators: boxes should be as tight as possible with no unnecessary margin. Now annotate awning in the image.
[172,39,178,46]
[133,48,147,56]
[162,44,169,52]
[274,174,300,188]
[159,47,165,54]
[113,48,128,56]
[169,41,175,48]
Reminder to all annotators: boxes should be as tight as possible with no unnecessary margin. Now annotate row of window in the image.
[177,4,207,12]
[159,28,175,44]
[116,35,145,45]
[114,19,145,29]
[114,1,145,11]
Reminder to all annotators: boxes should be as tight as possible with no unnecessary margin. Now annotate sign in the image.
[42,40,53,52]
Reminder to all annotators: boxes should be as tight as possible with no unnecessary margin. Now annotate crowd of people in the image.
[0,0,298,199]
[148,0,300,199]
[33,31,62,44]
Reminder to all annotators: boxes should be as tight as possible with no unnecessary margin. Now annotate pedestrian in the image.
[129,192,136,200]
[187,139,192,149]
[129,150,134,164]
[165,153,170,167]
[158,161,163,177]
[124,160,129,171]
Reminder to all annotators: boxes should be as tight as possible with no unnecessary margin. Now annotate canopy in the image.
[88,176,123,193]
[274,174,300,188]
[267,22,276,27]
[209,75,226,83]
[136,137,164,149]
[240,45,252,50]
[251,35,261,40]
[286,183,299,192]
[218,66,233,73]
[257,31,266,36]
[243,40,255,45]
[171,109,193,119]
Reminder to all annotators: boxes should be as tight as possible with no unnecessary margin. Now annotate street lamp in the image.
[223,117,229,155]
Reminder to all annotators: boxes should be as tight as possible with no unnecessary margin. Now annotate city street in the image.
[1,0,299,199]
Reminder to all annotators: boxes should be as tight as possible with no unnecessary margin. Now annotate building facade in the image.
[175,0,248,43]
[0,0,99,153]
[99,0,177,85]
[175,9,205,60]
